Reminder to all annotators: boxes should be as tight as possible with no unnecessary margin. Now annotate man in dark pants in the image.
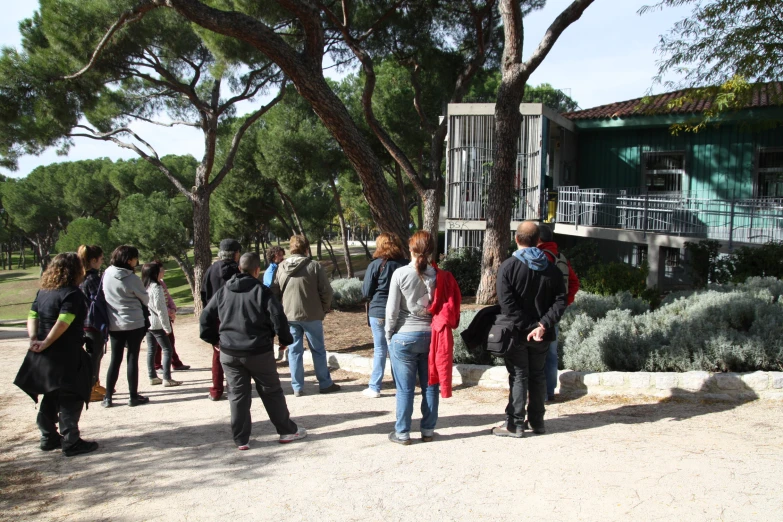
[201,239,241,401]
[200,252,306,450]
[494,221,567,438]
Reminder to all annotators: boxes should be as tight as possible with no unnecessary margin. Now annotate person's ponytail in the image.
[408,231,435,275]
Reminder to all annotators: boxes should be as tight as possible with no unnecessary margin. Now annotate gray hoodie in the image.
[272,255,332,322]
[102,265,149,332]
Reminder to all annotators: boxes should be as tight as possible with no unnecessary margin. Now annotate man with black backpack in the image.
[537,224,580,402]
[199,252,306,450]
[493,221,567,438]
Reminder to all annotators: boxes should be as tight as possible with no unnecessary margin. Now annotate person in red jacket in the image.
[537,224,579,401]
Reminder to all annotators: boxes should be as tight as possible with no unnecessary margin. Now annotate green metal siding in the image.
[576,124,783,200]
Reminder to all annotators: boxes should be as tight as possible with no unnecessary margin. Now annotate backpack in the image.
[542,249,570,295]
[85,275,110,343]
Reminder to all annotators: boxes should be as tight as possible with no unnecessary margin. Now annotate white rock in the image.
[583,373,600,387]
[558,371,577,386]
[741,371,769,391]
[600,372,625,387]
[770,372,783,389]
[628,372,652,389]
[655,373,679,390]
[681,371,710,392]
[714,373,742,390]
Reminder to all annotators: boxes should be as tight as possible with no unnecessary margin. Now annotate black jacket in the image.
[80,268,101,330]
[200,259,240,306]
[460,305,502,350]
[199,273,294,357]
[14,287,92,404]
[496,253,567,343]
[361,257,406,318]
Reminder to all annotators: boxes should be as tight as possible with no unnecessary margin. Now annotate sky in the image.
[0,0,692,178]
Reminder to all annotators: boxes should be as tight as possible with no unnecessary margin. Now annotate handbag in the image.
[485,315,516,357]
[140,302,151,330]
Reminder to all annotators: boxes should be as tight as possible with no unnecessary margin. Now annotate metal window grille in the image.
[642,151,684,192]
[757,149,783,198]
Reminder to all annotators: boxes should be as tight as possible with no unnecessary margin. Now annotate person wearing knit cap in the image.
[201,239,241,401]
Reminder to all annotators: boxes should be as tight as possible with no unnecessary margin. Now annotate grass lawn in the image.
[0,267,42,321]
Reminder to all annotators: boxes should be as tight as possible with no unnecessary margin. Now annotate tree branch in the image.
[62,0,164,80]
[209,81,288,191]
[522,0,595,74]
[69,125,193,198]
[120,113,200,127]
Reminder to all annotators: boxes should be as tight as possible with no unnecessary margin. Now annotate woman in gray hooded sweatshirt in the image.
[101,245,149,408]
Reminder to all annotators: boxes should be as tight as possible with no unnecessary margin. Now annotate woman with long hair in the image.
[78,245,106,402]
[14,253,99,456]
[361,233,407,398]
[101,245,150,408]
[142,261,182,387]
[385,231,439,445]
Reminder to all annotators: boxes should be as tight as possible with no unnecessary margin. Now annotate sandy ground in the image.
[1,319,782,522]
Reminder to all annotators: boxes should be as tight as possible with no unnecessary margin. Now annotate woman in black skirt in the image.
[14,253,99,457]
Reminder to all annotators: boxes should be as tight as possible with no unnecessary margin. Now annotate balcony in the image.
[556,186,783,246]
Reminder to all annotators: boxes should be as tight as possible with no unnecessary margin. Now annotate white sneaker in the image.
[362,388,381,398]
[150,377,162,385]
[279,427,307,444]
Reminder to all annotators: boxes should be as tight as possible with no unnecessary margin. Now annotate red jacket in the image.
[538,241,579,305]
[427,266,461,398]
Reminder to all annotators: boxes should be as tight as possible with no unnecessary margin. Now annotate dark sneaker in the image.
[421,435,434,443]
[319,383,341,394]
[528,424,546,435]
[40,436,63,451]
[63,439,99,457]
[101,397,113,408]
[388,432,411,445]
[128,395,150,407]
[173,364,191,371]
[491,425,524,438]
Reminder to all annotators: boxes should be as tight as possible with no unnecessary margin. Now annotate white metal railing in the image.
[556,186,783,246]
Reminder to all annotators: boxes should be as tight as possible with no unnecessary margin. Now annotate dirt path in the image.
[1,319,782,521]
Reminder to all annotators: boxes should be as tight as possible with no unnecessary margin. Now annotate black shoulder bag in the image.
[485,314,516,357]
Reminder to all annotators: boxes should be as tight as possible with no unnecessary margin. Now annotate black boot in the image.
[63,439,99,457]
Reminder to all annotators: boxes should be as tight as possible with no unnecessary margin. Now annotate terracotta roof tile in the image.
[563,82,783,121]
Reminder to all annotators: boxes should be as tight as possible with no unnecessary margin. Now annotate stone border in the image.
[295,349,783,401]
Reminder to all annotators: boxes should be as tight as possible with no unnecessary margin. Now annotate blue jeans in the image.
[288,320,334,392]
[388,331,439,439]
[368,317,389,392]
[544,325,559,399]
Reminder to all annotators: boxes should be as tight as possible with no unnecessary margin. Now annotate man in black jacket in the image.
[494,221,567,438]
[200,252,306,450]
[201,238,241,401]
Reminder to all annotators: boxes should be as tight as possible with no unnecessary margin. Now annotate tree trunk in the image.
[356,236,373,260]
[328,176,354,278]
[317,238,322,260]
[19,241,25,269]
[421,188,442,259]
[191,194,213,317]
[393,163,408,227]
[322,237,342,279]
[172,252,196,293]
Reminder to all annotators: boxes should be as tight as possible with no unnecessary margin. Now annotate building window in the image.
[663,247,684,278]
[642,151,685,192]
[757,148,783,198]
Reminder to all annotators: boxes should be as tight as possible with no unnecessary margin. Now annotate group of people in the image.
[14,245,191,456]
[14,221,577,455]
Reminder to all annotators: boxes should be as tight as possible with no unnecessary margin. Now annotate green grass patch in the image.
[0,267,42,321]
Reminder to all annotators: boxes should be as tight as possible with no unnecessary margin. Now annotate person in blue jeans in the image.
[361,233,406,398]
[272,235,340,396]
[385,231,439,445]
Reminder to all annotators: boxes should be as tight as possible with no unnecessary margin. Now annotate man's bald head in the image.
[515,221,540,248]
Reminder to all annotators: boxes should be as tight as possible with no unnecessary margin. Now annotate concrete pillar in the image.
[646,243,665,289]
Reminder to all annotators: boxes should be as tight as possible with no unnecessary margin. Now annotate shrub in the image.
[731,242,783,283]
[684,240,783,286]
[330,278,363,309]
[441,247,482,297]
[684,240,731,287]
[563,278,783,373]
[580,262,648,298]
[562,239,601,278]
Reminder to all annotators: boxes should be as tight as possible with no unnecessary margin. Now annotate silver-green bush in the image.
[330,278,364,309]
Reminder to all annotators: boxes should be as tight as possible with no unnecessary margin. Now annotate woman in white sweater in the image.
[142,262,182,387]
